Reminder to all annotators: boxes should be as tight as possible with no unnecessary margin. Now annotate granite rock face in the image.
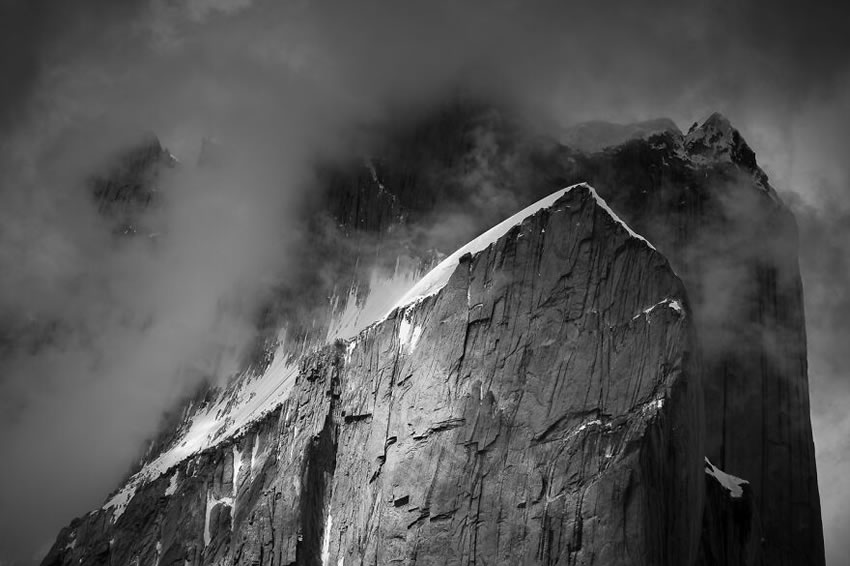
[320,111,824,566]
[40,107,824,566]
[43,186,706,565]
[556,116,823,566]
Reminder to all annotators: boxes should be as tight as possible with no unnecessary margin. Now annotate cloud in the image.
[779,86,850,562]
[0,0,849,564]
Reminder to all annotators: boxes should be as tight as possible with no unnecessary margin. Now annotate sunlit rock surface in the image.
[41,107,823,566]
[44,185,706,566]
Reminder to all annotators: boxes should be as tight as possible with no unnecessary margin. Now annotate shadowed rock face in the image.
[90,134,176,237]
[39,105,824,566]
[42,186,705,566]
[0,135,174,389]
[698,459,762,566]
[316,109,823,565]
[556,119,823,566]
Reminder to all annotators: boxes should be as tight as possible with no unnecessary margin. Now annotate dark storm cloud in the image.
[0,0,849,564]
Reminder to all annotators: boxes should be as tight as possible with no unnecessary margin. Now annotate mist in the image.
[0,0,849,564]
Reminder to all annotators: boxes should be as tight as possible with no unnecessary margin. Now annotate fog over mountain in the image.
[0,1,849,565]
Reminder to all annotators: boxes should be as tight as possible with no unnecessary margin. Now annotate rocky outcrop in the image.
[43,185,705,565]
[40,108,824,566]
[556,115,823,566]
[316,110,825,566]
[90,133,176,236]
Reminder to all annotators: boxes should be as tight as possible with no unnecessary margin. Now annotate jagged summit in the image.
[41,101,824,566]
[684,112,759,170]
[95,182,663,522]
[560,112,755,167]
[45,172,702,566]
[89,133,175,237]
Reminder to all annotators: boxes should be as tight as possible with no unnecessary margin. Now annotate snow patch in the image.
[398,315,423,354]
[684,113,736,160]
[704,457,748,498]
[572,418,603,440]
[290,426,298,459]
[386,183,654,317]
[321,514,333,566]
[165,472,178,497]
[327,263,423,341]
[103,485,136,520]
[232,445,242,497]
[633,297,686,321]
[344,339,357,364]
[103,349,299,520]
[638,396,665,418]
[250,434,260,478]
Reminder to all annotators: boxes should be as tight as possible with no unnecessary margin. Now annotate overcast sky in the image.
[0,1,848,564]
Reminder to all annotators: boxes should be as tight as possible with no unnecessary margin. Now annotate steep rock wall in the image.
[43,186,705,565]
[560,118,822,565]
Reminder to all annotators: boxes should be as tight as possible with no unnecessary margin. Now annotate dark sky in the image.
[0,1,848,564]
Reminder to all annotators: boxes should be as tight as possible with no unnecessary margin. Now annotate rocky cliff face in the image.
[40,108,823,566]
[554,115,823,566]
[43,185,706,566]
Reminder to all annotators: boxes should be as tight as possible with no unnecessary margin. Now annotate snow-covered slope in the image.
[386,182,655,315]
[100,182,656,520]
[103,351,299,519]
[97,123,769,523]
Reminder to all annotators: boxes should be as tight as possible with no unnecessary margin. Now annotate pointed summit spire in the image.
[684,112,757,169]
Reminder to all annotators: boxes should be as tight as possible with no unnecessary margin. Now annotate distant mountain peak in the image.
[684,112,758,170]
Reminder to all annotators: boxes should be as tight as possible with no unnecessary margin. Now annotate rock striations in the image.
[43,185,706,566]
[41,109,823,566]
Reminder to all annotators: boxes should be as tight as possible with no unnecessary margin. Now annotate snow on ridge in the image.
[585,186,656,251]
[326,263,424,342]
[385,183,655,317]
[100,183,656,522]
[704,457,748,498]
[103,349,299,520]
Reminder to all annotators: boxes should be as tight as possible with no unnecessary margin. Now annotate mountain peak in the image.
[684,112,757,169]
[384,183,656,317]
[703,111,733,130]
